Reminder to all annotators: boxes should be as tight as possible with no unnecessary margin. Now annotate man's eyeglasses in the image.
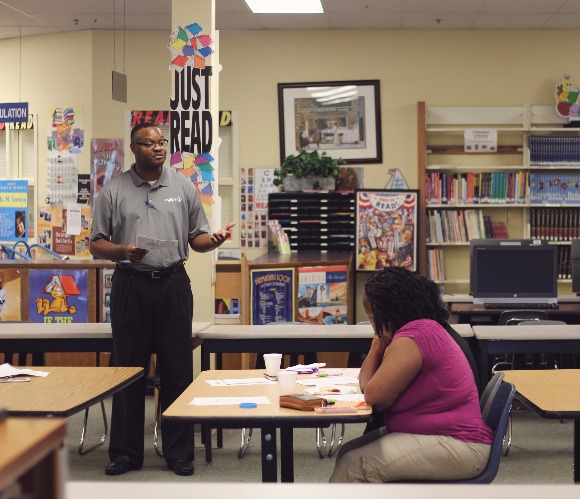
[133,139,169,149]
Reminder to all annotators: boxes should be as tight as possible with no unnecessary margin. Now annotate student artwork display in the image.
[250,268,294,325]
[37,205,91,257]
[355,190,418,272]
[168,22,216,214]
[0,180,28,241]
[297,265,348,325]
[240,168,276,249]
[91,139,124,206]
[0,268,22,321]
[28,269,88,323]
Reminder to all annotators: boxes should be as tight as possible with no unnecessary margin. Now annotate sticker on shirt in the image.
[137,234,178,250]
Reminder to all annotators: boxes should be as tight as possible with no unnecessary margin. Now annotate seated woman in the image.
[330,267,492,483]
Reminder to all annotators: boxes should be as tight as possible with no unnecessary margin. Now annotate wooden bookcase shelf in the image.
[417,101,580,293]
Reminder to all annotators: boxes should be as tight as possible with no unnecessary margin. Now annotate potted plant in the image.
[273,150,345,191]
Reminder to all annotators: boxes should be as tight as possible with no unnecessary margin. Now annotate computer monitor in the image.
[469,239,548,294]
[470,239,558,305]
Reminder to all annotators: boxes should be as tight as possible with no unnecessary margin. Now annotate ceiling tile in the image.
[473,13,552,29]
[481,0,568,14]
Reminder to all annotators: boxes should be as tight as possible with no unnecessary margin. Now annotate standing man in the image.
[90,123,235,476]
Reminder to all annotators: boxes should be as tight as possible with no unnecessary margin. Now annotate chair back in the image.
[498,310,548,325]
[480,371,505,420]
[468,381,515,483]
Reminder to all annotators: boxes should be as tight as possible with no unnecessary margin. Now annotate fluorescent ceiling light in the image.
[245,0,323,14]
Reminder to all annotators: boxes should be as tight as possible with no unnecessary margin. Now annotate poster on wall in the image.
[102,268,114,323]
[46,105,83,207]
[250,268,294,325]
[297,265,348,325]
[0,268,22,321]
[0,180,28,241]
[28,269,88,323]
[355,189,418,272]
[91,139,124,206]
[240,168,276,249]
[168,22,216,216]
[37,205,91,257]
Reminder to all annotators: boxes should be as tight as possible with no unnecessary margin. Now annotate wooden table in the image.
[163,369,371,482]
[502,369,580,483]
[0,321,211,365]
[473,325,580,392]
[198,323,474,371]
[0,418,66,498]
[1,366,143,454]
[1,366,143,416]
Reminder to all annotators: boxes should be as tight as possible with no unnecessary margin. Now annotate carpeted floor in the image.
[63,397,575,484]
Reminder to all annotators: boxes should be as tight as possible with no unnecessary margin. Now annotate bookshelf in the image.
[417,102,580,293]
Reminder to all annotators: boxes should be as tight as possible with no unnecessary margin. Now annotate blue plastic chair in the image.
[395,380,515,484]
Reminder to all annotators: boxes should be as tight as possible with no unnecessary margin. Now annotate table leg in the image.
[574,419,579,483]
[260,425,278,482]
[280,427,294,483]
[203,425,212,463]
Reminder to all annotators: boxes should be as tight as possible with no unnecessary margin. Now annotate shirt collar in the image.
[129,163,170,188]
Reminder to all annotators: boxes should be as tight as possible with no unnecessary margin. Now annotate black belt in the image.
[116,262,184,279]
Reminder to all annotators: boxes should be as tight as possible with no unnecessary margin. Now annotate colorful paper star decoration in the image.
[168,23,214,72]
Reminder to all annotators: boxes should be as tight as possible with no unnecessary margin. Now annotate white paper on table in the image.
[189,396,271,406]
[0,363,49,378]
[298,376,360,387]
[66,203,82,235]
[136,234,178,251]
[205,378,276,387]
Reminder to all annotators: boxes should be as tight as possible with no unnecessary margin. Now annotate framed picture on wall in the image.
[278,80,382,165]
[355,189,419,272]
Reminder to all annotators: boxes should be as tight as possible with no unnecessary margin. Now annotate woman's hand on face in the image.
[371,333,391,356]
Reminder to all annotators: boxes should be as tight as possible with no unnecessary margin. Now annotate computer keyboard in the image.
[484,302,559,310]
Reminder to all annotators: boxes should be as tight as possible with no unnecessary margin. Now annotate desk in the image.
[502,369,580,483]
[1,366,143,416]
[0,418,66,498]
[473,325,580,392]
[448,302,580,325]
[0,322,211,365]
[163,369,371,482]
[198,324,474,372]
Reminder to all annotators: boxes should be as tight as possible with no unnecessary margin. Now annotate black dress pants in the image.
[108,266,194,465]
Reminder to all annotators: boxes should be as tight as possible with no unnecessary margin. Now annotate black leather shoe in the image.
[168,459,194,476]
[105,455,142,476]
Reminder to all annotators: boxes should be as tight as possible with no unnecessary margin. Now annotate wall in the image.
[2,28,580,322]
[218,29,580,319]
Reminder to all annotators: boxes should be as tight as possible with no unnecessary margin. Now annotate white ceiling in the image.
[2,0,580,41]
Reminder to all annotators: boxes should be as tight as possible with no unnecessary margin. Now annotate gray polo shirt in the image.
[90,164,211,270]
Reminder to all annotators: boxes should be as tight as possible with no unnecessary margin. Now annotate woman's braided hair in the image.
[364,266,445,336]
